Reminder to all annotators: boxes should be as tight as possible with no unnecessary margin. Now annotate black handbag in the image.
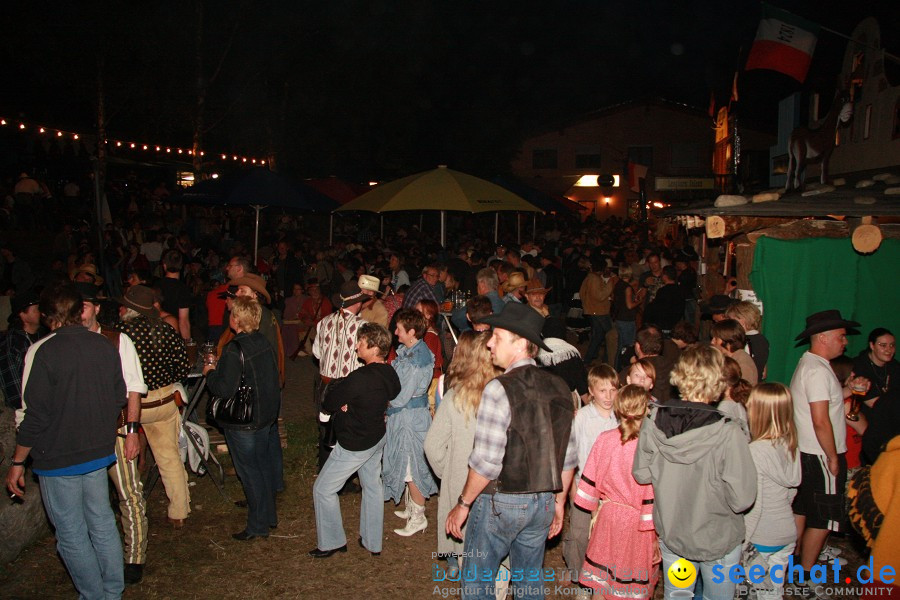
[207,341,255,426]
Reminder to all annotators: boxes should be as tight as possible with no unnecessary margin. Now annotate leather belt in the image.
[142,392,176,409]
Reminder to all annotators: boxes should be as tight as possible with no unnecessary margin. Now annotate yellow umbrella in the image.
[334,165,541,246]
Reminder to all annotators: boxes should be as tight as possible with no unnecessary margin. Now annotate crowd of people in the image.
[1,172,899,600]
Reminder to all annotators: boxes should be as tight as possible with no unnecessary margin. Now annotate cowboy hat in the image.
[8,290,40,324]
[70,263,105,286]
[478,302,551,352]
[524,279,551,295]
[794,309,860,341]
[700,294,735,316]
[74,282,104,304]
[502,271,527,294]
[229,273,272,304]
[338,280,367,308]
[357,274,381,294]
[115,285,160,319]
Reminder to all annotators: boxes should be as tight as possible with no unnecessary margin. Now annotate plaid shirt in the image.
[402,277,438,309]
[0,328,40,409]
[312,309,366,379]
[468,358,577,481]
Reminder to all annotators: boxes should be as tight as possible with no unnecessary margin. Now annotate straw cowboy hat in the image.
[502,271,527,294]
[229,273,272,304]
[357,274,382,295]
[115,285,160,319]
[70,263,104,286]
[794,309,860,341]
[478,302,551,352]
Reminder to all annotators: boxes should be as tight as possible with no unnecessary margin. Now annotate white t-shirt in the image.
[570,402,618,472]
[790,351,847,456]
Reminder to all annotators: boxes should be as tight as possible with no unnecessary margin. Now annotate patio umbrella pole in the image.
[494,213,499,244]
[381,214,384,239]
[517,212,521,244]
[252,205,264,265]
[533,214,537,240]
[329,214,334,246]
[440,210,446,248]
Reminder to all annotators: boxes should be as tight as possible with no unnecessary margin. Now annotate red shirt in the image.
[206,284,228,326]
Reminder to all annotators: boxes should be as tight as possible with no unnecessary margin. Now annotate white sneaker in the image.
[818,545,847,566]
[818,544,842,561]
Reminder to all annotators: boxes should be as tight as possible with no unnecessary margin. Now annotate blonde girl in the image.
[424,332,500,574]
[744,383,801,600]
[575,385,658,598]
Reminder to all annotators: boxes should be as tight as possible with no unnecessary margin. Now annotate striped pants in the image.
[108,430,148,565]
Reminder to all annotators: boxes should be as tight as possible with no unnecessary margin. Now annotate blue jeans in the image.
[269,420,285,492]
[313,437,387,552]
[40,468,124,600]
[461,492,555,600]
[614,320,636,370]
[225,425,280,536]
[584,314,612,364]
[660,539,741,600]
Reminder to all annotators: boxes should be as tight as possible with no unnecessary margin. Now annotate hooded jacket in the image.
[632,399,756,561]
[744,440,801,547]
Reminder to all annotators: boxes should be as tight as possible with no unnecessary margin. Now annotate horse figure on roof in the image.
[784,88,853,193]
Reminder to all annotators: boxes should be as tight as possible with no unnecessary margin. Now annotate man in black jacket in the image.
[7,283,127,599]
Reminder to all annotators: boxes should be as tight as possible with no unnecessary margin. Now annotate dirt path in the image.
[0,357,867,599]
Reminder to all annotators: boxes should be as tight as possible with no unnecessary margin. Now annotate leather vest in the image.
[494,365,573,494]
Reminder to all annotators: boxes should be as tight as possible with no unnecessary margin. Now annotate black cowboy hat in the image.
[478,302,551,352]
[701,294,735,316]
[795,309,860,341]
[338,280,367,308]
[74,282,103,304]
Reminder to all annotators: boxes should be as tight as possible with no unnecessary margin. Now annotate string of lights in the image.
[0,116,266,165]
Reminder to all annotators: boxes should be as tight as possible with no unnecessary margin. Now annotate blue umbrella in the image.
[178,168,337,261]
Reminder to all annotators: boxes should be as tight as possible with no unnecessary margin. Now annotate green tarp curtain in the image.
[750,237,900,385]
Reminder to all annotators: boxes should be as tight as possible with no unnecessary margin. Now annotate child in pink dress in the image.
[575,385,659,599]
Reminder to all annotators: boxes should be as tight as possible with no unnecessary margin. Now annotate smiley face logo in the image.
[667,558,697,589]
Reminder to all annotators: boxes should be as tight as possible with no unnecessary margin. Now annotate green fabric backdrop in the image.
[749,237,900,385]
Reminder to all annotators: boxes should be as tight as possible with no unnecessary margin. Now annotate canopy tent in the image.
[334,165,541,246]
[178,168,337,262]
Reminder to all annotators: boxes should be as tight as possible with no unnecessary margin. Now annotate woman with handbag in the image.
[204,296,281,541]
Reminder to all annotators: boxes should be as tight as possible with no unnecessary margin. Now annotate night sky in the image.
[3,0,898,181]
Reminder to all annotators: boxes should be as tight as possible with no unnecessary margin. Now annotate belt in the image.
[386,394,428,416]
[320,375,333,384]
[142,392,176,409]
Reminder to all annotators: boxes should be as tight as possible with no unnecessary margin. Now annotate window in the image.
[671,143,703,169]
[532,148,558,169]
[575,145,602,169]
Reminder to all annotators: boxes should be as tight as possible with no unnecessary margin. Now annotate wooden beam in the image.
[747,219,849,242]
[705,215,785,239]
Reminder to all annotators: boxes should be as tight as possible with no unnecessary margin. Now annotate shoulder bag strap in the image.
[232,338,246,385]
